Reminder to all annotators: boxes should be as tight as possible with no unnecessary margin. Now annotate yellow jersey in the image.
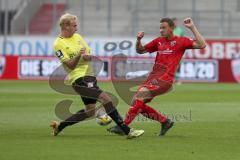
[53,33,94,84]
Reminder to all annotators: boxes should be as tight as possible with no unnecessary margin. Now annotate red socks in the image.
[124,99,167,126]
[124,99,144,126]
[140,104,166,123]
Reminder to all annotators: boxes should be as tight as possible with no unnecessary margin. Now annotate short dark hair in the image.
[160,17,174,29]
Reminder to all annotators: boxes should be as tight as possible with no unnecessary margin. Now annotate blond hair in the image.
[59,13,77,28]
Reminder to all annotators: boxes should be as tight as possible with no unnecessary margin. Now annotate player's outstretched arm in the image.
[136,31,147,54]
[183,18,206,49]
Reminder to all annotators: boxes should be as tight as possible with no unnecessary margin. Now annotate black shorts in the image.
[72,76,103,105]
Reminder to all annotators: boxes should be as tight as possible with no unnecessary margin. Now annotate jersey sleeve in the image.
[181,37,195,49]
[144,38,159,53]
[77,34,91,54]
[53,41,69,63]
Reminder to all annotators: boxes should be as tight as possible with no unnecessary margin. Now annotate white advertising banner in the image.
[1,36,240,59]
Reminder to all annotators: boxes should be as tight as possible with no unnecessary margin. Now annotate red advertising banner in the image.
[0,56,18,79]
[219,59,240,83]
[0,54,239,83]
[0,55,112,81]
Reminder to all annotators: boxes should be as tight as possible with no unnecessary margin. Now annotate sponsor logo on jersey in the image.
[170,41,176,47]
[56,50,64,58]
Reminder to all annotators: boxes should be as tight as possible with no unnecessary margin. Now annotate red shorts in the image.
[136,73,173,102]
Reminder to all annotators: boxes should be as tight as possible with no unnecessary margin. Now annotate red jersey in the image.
[144,36,194,83]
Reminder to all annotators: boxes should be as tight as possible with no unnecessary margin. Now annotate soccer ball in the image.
[96,114,112,126]
[96,108,112,126]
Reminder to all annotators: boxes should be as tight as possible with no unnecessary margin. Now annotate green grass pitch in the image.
[0,80,240,160]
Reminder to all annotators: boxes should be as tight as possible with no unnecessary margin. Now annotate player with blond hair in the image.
[51,13,144,139]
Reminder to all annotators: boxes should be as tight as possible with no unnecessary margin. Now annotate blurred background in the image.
[1,0,240,37]
[1,2,240,159]
[0,0,240,83]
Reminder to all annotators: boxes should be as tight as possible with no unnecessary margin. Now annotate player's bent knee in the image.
[134,92,152,102]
